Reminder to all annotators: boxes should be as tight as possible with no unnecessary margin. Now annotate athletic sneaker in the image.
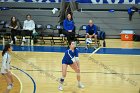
[7,84,13,90]
[78,82,84,88]
[58,78,64,91]
[9,41,13,45]
[58,85,63,91]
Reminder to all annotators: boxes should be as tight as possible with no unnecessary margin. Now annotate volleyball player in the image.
[1,44,13,93]
[58,41,84,91]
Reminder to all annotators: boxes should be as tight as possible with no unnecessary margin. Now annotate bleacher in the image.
[0,0,140,45]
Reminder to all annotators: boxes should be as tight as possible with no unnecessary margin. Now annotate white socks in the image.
[78,81,84,88]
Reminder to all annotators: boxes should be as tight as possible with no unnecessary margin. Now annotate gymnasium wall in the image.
[0,0,140,4]
[73,11,140,38]
[0,2,140,38]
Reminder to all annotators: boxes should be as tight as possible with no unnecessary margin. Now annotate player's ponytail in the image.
[2,44,11,56]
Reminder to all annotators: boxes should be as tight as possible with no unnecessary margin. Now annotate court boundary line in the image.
[101,47,140,49]
[12,66,36,93]
[12,72,23,93]
[94,53,140,56]
[11,51,95,54]
[0,45,95,54]
[24,70,140,76]
[89,47,101,57]
[87,47,139,87]
[93,47,140,56]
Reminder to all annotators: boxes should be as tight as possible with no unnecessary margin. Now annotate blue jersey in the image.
[62,48,79,65]
[86,25,97,35]
[63,19,75,31]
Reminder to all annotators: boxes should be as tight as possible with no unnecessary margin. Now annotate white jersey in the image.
[23,20,36,34]
[1,52,11,74]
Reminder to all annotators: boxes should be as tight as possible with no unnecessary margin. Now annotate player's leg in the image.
[62,30,71,45]
[4,74,11,86]
[61,64,68,81]
[3,73,13,92]
[85,34,90,40]
[21,30,26,46]
[70,62,80,81]
[70,62,84,88]
[93,34,97,45]
[12,29,17,44]
[6,72,13,89]
[76,61,80,69]
[10,29,14,44]
[59,64,68,90]
[7,71,13,84]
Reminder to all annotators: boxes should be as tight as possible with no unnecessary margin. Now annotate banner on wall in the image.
[0,0,139,4]
[78,0,140,4]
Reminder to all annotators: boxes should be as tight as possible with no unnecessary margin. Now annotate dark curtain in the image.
[58,0,78,23]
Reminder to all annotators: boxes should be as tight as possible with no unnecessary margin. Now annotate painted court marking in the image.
[11,72,23,93]
[12,66,36,93]
[95,47,140,55]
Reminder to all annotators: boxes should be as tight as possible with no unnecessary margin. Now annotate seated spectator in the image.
[85,20,97,48]
[62,13,75,45]
[9,16,20,45]
[21,14,37,46]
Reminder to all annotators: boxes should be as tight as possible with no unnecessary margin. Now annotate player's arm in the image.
[75,48,79,62]
[75,48,80,68]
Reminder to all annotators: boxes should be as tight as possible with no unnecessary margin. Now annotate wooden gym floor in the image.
[0,39,140,93]
[0,73,21,93]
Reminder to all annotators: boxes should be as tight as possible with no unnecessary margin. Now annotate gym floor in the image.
[0,39,140,93]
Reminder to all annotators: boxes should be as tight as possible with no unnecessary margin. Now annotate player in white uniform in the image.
[58,41,84,91]
[1,44,13,92]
